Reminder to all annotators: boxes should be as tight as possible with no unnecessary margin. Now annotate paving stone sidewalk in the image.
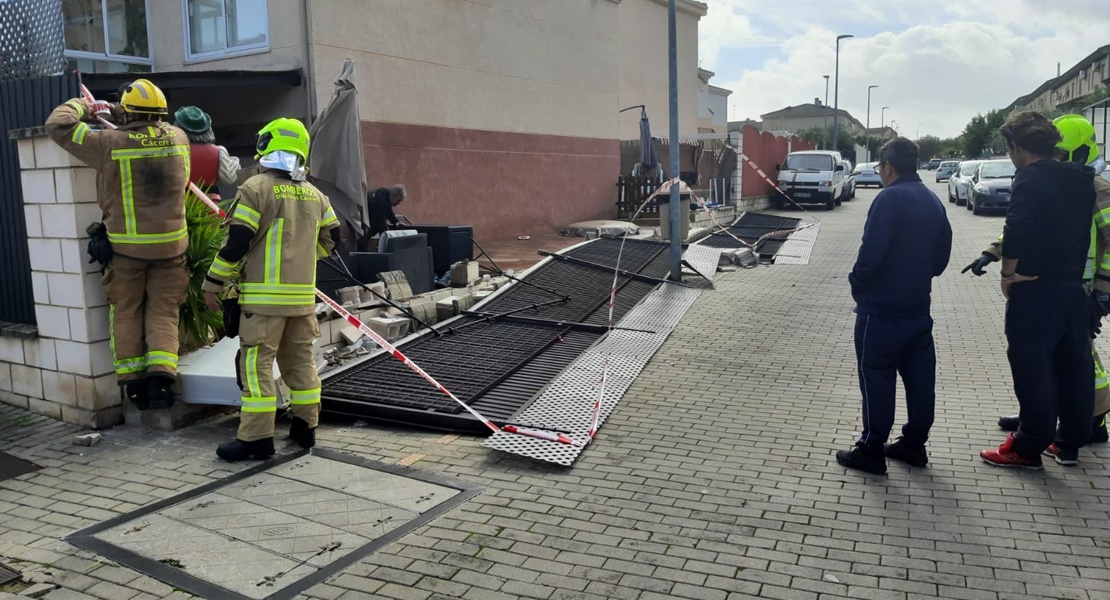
[4,182,1110,600]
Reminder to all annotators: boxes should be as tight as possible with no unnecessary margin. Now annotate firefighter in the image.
[962,114,1110,453]
[45,79,191,411]
[173,106,240,200]
[203,118,340,461]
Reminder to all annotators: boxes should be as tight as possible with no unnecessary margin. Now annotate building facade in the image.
[760,100,865,138]
[1007,45,1110,113]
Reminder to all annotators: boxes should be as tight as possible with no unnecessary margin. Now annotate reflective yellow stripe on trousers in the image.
[289,388,321,406]
[239,346,276,412]
[109,305,144,375]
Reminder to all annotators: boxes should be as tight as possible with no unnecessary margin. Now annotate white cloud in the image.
[700,0,1110,138]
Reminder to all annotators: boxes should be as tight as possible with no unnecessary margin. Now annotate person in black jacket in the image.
[355,184,407,250]
[980,111,1096,469]
[836,137,953,475]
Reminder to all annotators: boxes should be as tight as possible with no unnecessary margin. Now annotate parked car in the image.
[947,160,981,206]
[935,160,959,182]
[967,159,1017,215]
[838,160,856,203]
[926,158,943,170]
[774,150,847,211]
[852,161,882,187]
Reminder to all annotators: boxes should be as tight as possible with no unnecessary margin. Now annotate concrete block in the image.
[34,137,85,168]
[61,405,97,429]
[47,272,84,308]
[56,339,93,376]
[340,325,362,345]
[73,433,101,446]
[31,271,49,304]
[365,316,410,341]
[436,297,462,321]
[0,362,10,392]
[55,167,98,205]
[35,304,71,339]
[40,203,79,238]
[71,306,110,343]
[60,238,93,274]
[359,281,386,304]
[41,370,76,405]
[23,338,57,371]
[27,397,61,419]
[76,374,120,412]
[450,260,479,287]
[83,272,108,307]
[429,289,454,303]
[12,364,43,398]
[17,137,35,169]
[20,169,56,203]
[89,340,114,376]
[0,335,26,363]
[337,285,361,306]
[24,204,42,238]
[0,390,29,409]
[27,238,63,272]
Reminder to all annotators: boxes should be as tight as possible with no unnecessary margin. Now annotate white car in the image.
[774,150,847,211]
[852,162,882,187]
[935,160,959,182]
[947,160,981,207]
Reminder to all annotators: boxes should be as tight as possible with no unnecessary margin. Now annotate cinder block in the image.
[24,205,42,238]
[365,316,409,341]
[450,260,479,287]
[60,239,89,274]
[83,272,107,307]
[0,336,25,363]
[75,374,95,410]
[0,390,29,410]
[34,137,86,168]
[34,304,70,339]
[40,203,79,238]
[55,339,93,376]
[27,238,63,272]
[31,272,49,304]
[62,406,98,429]
[27,397,61,420]
[94,373,120,411]
[41,370,77,405]
[54,167,97,205]
[74,306,110,343]
[89,340,113,377]
[19,169,56,203]
[17,138,35,169]
[0,362,11,392]
[11,364,43,398]
[75,201,102,232]
[47,272,84,308]
[23,338,56,371]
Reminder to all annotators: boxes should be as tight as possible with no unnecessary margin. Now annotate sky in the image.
[699,0,1110,139]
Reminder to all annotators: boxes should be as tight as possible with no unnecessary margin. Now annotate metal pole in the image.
[866,85,877,162]
[832,34,853,151]
[822,75,830,150]
[667,0,682,282]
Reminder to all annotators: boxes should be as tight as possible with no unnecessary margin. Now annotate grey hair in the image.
[177,125,215,145]
[389,184,407,200]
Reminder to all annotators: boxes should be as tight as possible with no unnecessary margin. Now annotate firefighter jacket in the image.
[45,99,190,261]
[982,176,1110,292]
[202,169,340,317]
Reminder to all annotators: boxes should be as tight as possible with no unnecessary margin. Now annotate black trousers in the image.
[855,313,936,450]
[1007,280,1094,457]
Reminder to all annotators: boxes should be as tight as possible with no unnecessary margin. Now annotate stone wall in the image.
[0,134,120,428]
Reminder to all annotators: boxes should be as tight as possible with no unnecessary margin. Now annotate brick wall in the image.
[0,134,120,428]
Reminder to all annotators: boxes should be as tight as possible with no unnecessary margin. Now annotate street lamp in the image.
[915,122,926,139]
[822,75,830,150]
[865,84,878,162]
[880,106,890,136]
[832,33,854,151]
[891,119,899,135]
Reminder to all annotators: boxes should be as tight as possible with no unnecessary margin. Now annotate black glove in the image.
[85,222,112,267]
[1094,290,1110,316]
[1091,295,1104,339]
[961,253,997,276]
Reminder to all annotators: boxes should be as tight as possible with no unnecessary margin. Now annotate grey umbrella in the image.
[639,108,659,177]
[308,59,367,235]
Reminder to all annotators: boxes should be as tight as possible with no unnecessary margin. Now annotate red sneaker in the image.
[980,434,1044,470]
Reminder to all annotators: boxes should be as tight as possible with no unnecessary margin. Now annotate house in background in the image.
[760,100,865,138]
[697,68,732,133]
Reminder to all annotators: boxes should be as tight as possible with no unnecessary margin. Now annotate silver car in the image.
[947,160,981,206]
[852,162,882,187]
[935,160,959,182]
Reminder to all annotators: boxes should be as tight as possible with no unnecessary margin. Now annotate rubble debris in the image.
[73,433,101,447]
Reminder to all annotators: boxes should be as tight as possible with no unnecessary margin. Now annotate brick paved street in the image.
[5,181,1110,600]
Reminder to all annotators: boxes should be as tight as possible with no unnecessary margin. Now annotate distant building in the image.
[696,68,732,133]
[760,99,865,137]
[1006,44,1110,113]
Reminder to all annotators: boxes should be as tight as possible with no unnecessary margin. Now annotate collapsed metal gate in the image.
[320,238,670,432]
[697,212,801,257]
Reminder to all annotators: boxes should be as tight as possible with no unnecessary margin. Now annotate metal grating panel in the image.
[682,245,721,283]
[697,213,801,251]
[0,0,66,82]
[773,223,821,265]
[482,284,703,465]
[0,561,18,586]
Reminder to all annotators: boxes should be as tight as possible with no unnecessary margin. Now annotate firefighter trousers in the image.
[236,312,321,442]
[105,255,189,383]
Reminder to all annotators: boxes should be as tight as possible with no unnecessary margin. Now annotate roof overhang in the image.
[81,68,303,96]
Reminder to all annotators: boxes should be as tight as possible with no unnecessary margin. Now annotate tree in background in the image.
[796,126,865,157]
[961,109,1007,158]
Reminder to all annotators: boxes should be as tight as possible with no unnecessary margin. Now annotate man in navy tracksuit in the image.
[837,138,953,475]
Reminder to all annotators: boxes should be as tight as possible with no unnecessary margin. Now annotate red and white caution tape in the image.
[80,84,580,447]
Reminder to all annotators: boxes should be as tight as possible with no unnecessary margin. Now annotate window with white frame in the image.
[184,0,269,60]
[62,0,151,65]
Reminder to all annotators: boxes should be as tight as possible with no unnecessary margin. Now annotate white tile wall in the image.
[41,370,77,404]
[0,363,11,392]
[27,397,61,420]
[34,304,71,339]
[27,238,63,272]
[0,337,25,363]
[89,340,114,377]
[55,340,93,377]
[47,272,85,308]
[75,203,103,235]
[11,365,43,398]
[94,373,119,411]
[17,138,35,169]
[23,338,57,371]
[0,391,29,410]
[23,205,42,238]
[40,203,79,238]
[87,306,110,342]
[69,168,98,205]
[83,272,107,307]
[31,272,49,304]
[60,239,88,274]
[19,170,56,204]
[33,137,86,169]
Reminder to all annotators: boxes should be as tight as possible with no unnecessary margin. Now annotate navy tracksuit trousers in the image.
[1006,280,1094,457]
[855,313,936,450]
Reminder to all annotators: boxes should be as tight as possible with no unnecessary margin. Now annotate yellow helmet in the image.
[1053,113,1099,166]
[120,79,168,115]
[255,118,310,162]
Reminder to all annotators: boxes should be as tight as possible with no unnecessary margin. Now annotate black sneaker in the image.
[1092,414,1108,443]
[289,417,316,449]
[216,438,276,462]
[835,446,886,475]
[997,414,1019,432]
[884,437,928,467]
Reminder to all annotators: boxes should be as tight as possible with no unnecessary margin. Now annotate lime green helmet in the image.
[1053,113,1099,166]
[255,117,310,162]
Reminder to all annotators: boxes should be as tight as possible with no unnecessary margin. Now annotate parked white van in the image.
[774,150,847,211]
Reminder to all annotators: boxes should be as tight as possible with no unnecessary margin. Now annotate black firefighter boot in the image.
[997,414,1020,432]
[145,375,176,410]
[289,417,316,449]
[1093,412,1109,443]
[216,438,276,462]
[123,380,149,411]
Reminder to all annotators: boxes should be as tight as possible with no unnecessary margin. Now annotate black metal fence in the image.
[0,73,80,325]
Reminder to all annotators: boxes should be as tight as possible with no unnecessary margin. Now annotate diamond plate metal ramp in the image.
[773,222,820,265]
[482,284,703,465]
[66,450,480,600]
[682,244,721,284]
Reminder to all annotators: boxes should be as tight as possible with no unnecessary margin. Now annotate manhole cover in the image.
[66,449,480,600]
